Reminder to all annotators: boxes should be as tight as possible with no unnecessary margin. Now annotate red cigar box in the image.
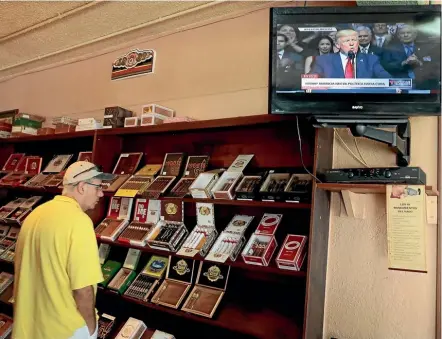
[242,213,282,266]
[37,127,55,135]
[276,234,307,271]
[2,153,25,172]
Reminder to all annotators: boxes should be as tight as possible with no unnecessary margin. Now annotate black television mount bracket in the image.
[312,117,411,167]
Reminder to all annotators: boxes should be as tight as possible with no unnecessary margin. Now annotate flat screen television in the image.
[269,5,441,117]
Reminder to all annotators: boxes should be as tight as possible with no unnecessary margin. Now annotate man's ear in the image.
[76,181,86,194]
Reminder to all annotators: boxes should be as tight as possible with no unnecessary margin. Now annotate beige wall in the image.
[0,7,438,339]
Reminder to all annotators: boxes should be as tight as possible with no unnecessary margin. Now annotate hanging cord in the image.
[334,129,369,168]
[296,116,322,183]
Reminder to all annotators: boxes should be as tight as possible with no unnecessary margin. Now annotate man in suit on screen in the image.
[309,29,391,79]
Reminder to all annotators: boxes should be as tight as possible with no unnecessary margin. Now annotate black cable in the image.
[296,116,322,183]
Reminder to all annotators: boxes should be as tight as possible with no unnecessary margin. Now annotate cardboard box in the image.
[276,234,307,271]
[181,261,230,318]
[212,155,254,200]
[151,256,195,309]
[142,104,175,118]
[242,213,282,266]
[177,202,217,258]
[108,248,141,294]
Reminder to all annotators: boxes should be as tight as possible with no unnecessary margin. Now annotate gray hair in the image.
[356,26,372,36]
[397,24,417,34]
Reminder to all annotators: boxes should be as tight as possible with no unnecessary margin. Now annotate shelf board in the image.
[317,183,439,196]
[2,130,95,143]
[96,115,298,137]
[99,289,300,339]
[3,185,311,210]
[98,238,306,278]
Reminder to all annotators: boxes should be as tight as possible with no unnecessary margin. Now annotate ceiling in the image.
[0,1,288,81]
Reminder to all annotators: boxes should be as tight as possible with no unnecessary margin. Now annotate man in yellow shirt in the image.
[13,161,113,339]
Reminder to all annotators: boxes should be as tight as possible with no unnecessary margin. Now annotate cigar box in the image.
[276,234,307,271]
[103,106,133,129]
[118,199,160,246]
[103,153,143,193]
[11,125,38,136]
[124,255,168,301]
[259,171,291,202]
[242,214,282,266]
[284,173,312,203]
[24,156,42,175]
[151,330,175,339]
[44,171,65,188]
[140,113,165,126]
[212,155,254,200]
[116,164,162,197]
[0,122,12,133]
[20,196,42,209]
[151,256,195,309]
[97,313,116,339]
[37,127,55,135]
[143,153,185,199]
[0,314,13,338]
[100,260,122,288]
[77,151,93,162]
[4,207,32,225]
[167,155,210,198]
[95,197,133,241]
[182,261,230,318]
[206,215,254,263]
[115,317,147,339]
[0,227,19,256]
[108,248,141,294]
[124,117,139,128]
[142,104,175,118]
[1,153,25,172]
[189,170,223,199]
[12,156,28,174]
[113,153,143,175]
[4,198,27,209]
[235,173,267,201]
[54,124,77,134]
[78,118,100,126]
[1,242,16,262]
[177,203,217,258]
[43,154,73,173]
[0,272,13,295]
[0,173,31,187]
[0,207,15,220]
[23,173,50,188]
[147,200,188,252]
[0,226,10,239]
[98,244,111,265]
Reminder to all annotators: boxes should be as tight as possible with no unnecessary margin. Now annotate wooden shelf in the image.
[317,183,439,196]
[96,115,298,137]
[99,289,301,339]
[3,186,311,210]
[2,130,95,143]
[98,238,306,278]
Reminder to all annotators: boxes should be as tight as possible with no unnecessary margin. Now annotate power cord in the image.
[295,116,322,183]
[353,137,369,167]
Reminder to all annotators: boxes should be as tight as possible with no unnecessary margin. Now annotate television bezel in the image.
[269,5,441,117]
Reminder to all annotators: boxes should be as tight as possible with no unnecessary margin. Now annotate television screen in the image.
[270,6,441,116]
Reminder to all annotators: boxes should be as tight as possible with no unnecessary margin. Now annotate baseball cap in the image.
[63,161,114,186]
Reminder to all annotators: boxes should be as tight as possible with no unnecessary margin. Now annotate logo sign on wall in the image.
[111,49,155,80]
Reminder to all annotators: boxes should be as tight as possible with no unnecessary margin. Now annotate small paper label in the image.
[115,189,138,198]
[176,248,199,257]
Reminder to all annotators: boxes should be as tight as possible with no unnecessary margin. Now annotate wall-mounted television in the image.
[269,5,441,117]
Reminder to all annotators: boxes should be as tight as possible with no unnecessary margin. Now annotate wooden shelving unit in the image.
[98,238,307,278]
[0,115,332,339]
[318,183,438,196]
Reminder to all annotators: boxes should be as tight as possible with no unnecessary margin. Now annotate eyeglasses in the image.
[73,165,103,178]
[84,182,103,191]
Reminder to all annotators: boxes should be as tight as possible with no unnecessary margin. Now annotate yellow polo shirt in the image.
[13,195,103,339]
